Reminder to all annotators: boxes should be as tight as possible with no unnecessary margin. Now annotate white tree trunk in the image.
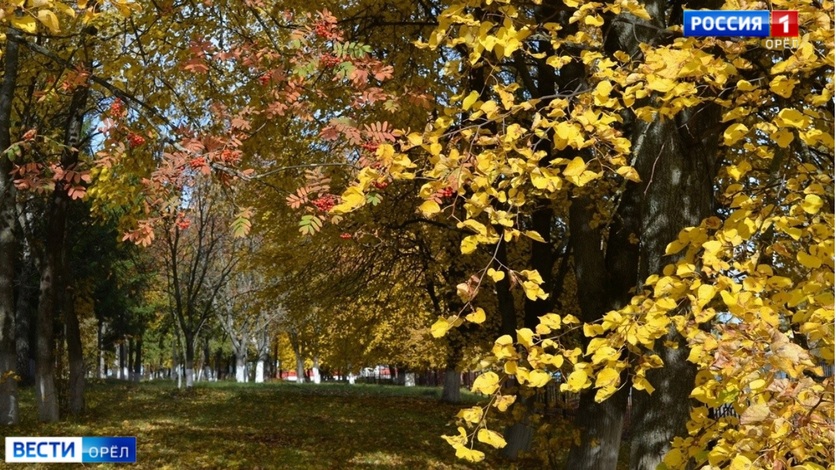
[255,360,264,383]
[295,356,306,384]
[235,354,247,383]
[185,368,194,388]
[311,357,321,384]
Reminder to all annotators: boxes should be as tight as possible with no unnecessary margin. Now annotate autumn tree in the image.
[313,0,833,468]
[156,181,238,389]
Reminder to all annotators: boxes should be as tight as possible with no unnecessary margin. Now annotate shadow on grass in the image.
[0,381,537,469]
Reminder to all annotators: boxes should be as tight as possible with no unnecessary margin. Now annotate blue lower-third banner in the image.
[5,436,136,463]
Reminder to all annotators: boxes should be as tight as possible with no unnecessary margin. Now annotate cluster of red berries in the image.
[110,99,125,116]
[320,54,341,68]
[127,132,146,148]
[312,194,338,212]
[339,233,352,239]
[373,181,389,190]
[176,219,191,231]
[258,74,271,86]
[189,156,207,169]
[361,142,379,153]
[313,22,334,39]
[219,149,238,163]
[438,187,455,198]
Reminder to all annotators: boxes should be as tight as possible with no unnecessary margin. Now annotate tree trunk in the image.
[35,29,92,422]
[202,337,212,382]
[118,342,126,380]
[310,356,320,384]
[295,355,305,384]
[127,338,134,381]
[96,319,104,379]
[133,336,142,382]
[214,348,223,381]
[441,368,461,403]
[65,289,85,415]
[0,28,21,425]
[564,191,639,469]
[172,339,181,388]
[441,345,462,403]
[34,258,60,421]
[255,358,265,383]
[14,245,37,387]
[235,352,247,383]
[628,111,718,470]
[184,334,195,389]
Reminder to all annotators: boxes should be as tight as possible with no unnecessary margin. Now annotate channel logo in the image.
[684,10,799,38]
[5,437,136,463]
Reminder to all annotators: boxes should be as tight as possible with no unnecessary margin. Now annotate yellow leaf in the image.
[472,371,500,395]
[562,314,580,324]
[331,187,366,214]
[584,14,604,26]
[665,240,687,255]
[461,235,479,255]
[527,370,551,388]
[739,404,769,425]
[565,369,588,392]
[441,426,467,447]
[522,281,548,300]
[466,307,486,324]
[595,367,620,388]
[723,123,749,146]
[493,394,516,412]
[646,77,676,93]
[457,406,483,424]
[616,166,641,182]
[769,75,796,98]
[538,313,561,330]
[477,429,507,449]
[801,194,823,214]
[730,454,753,470]
[37,9,60,33]
[563,157,586,177]
[458,219,487,235]
[524,230,545,243]
[462,91,480,111]
[516,328,534,347]
[773,129,794,148]
[11,15,38,33]
[479,100,498,118]
[495,335,513,346]
[487,268,505,282]
[775,108,809,128]
[702,240,722,254]
[696,284,716,308]
[431,318,451,338]
[454,446,485,462]
[418,199,441,217]
[797,250,822,269]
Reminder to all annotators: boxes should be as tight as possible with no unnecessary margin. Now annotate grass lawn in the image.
[0,380,542,469]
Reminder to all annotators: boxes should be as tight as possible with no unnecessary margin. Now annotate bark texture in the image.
[0,28,20,425]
